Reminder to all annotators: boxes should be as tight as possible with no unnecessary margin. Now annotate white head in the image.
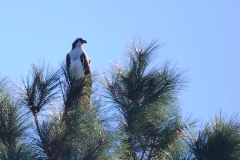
[72,38,87,50]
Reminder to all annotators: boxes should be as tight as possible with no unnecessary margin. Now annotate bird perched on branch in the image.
[66,38,91,79]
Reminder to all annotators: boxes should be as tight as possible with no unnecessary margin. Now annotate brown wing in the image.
[80,53,92,75]
[66,53,70,71]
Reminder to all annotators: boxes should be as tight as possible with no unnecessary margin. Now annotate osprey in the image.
[66,38,91,79]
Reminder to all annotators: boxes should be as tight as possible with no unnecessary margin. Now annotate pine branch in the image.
[18,62,61,159]
[33,113,53,159]
[0,78,32,159]
[101,38,187,159]
[147,135,157,160]
[83,138,104,160]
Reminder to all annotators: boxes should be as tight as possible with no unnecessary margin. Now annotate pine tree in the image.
[3,38,239,160]
[183,112,240,160]
[0,78,33,159]
[101,39,189,159]
[6,61,110,159]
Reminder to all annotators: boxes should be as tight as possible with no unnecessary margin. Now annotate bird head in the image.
[72,38,87,50]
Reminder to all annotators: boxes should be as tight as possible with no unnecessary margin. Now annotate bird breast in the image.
[69,48,84,78]
[69,48,82,61]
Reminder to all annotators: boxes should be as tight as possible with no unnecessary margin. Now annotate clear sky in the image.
[1,1,240,121]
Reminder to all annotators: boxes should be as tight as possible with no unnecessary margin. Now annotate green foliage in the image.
[1,38,239,160]
[20,63,61,115]
[101,39,188,159]
[0,78,33,159]
[14,62,110,159]
[184,112,240,160]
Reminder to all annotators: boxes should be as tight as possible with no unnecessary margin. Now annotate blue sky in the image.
[1,1,240,121]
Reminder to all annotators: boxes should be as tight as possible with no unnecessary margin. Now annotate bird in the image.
[66,38,92,79]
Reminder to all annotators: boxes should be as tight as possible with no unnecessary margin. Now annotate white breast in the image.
[69,48,84,79]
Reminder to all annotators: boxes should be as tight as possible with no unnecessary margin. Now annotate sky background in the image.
[0,1,240,122]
